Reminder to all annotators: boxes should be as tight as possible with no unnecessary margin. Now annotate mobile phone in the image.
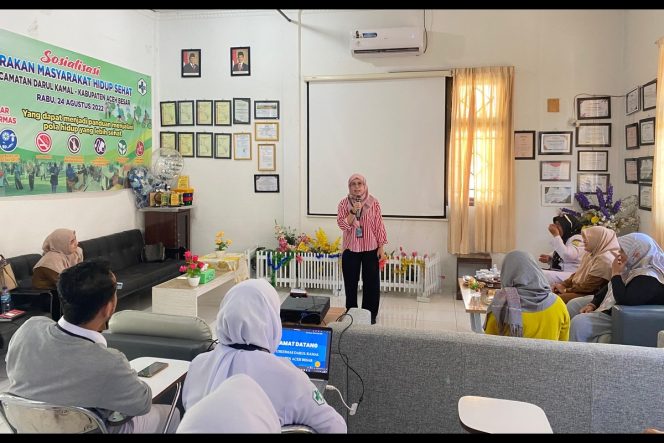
[116,282,123,290]
[137,361,168,378]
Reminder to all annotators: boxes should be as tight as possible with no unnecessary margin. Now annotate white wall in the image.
[0,10,157,257]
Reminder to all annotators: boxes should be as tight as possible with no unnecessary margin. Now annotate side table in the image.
[455,253,492,300]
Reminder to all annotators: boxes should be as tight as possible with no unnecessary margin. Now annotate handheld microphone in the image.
[354,196,362,218]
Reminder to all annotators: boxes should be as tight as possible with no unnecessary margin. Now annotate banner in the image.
[0,28,152,196]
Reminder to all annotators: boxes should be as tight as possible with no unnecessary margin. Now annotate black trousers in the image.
[342,248,380,322]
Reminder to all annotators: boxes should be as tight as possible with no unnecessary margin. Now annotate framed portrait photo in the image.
[233,98,251,125]
[625,158,638,184]
[181,49,201,78]
[230,46,250,76]
[538,131,573,155]
[254,174,279,193]
[625,123,639,150]
[255,122,279,141]
[539,160,571,181]
[214,100,232,126]
[254,100,280,120]
[514,130,535,160]
[541,184,573,207]
[233,133,252,160]
[177,132,194,158]
[639,117,655,146]
[196,132,213,158]
[160,131,177,151]
[637,156,654,183]
[639,183,652,211]
[196,100,213,126]
[214,133,232,159]
[626,87,640,115]
[576,123,611,148]
[577,173,609,194]
[576,96,611,120]
[160,101,177,127]
[257,144,276,171]
[577,150,608,172]
[177,100,194,126]
[642,79,657,111]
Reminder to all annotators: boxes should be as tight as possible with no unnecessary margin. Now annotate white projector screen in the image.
[307,75,447,218]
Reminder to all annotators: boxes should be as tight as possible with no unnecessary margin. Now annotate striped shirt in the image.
[337,198,388,253]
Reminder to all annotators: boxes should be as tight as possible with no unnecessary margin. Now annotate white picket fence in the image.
[256,250,443,301]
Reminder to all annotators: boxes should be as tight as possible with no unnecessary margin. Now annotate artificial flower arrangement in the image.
[561,184,639,234]
[390,247,428,277]
[215,231,232,251]
[179,250,207,278]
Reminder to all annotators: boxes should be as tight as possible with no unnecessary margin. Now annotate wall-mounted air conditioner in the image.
[350,27,424,57]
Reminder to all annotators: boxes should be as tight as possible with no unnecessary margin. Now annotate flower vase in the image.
[187,276,201,287]
[215,250,227,259]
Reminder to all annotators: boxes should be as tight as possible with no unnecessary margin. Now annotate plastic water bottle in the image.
[1,286,11,314]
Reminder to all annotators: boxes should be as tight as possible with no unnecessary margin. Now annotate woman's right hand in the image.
[580,303,596,314]
[548,224,561,237]
[552,283,565,294]
[538,254,551,264]
[352,201,362,213]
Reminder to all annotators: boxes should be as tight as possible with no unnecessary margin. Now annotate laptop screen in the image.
[275,324,332,380]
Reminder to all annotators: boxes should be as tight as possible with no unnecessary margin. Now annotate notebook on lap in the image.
[275,324,333,392]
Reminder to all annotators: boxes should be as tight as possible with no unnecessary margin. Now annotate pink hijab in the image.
[34,228,84,274]
[347,174,375,228]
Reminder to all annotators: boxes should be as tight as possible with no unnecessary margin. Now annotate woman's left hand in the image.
[611,250,627,276]
[377,246,384,259]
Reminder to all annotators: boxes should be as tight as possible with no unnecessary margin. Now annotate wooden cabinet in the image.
[142,207,191,259]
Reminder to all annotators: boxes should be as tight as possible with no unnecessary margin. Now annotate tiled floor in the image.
[0,284,483,432]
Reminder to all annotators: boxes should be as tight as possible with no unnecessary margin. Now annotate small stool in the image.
[458,395,552,433]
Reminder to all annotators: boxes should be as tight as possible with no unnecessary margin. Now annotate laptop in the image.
[275,324,333,392]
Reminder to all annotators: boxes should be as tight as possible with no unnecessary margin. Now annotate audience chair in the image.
[0,392,108,433]
[281,424,317,433]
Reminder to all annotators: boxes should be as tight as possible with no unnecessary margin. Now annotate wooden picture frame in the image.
[254,100,280,120]
[254,174,279,193]
[625,158,638,184]
[214,100,232,126]
[195,100,213,126]
[181,49,201,78]
[637,156,654,183]
[642,79,657,111]
[639,183,652,211]
[538,131,573,155]
[577,173,610,194]
[576,96,611,120]
[626,86,640,115]
[257,144,276,171]
[230,46,250,76]
[233,133,252,160]
[254,122,279,141]
[177,132,194,158]
[160,101,177,127]
[514,130,535,160]
[232,98,251,125]
[575,123,611,148]
[196,132,213,158]
[214,133,232,159]
[159,131,177,151]
[541,184,573,207]
[539,160,571,181]
[577,150,608,172]
[625,123,639,150]
[639,117,655,146]
[177,100,194,126]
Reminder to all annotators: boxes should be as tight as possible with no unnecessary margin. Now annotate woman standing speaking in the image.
[337,174,387,324]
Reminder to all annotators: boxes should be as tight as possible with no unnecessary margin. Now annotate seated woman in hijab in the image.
[484,250,570,341]
[32,228,84,290]
[177,374,280,433]
[539,213,585,286]
[182,279,347,434]
[569,233,664,343]
[551,226,619,303]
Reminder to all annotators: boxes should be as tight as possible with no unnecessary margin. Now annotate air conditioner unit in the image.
[350,27,424,57]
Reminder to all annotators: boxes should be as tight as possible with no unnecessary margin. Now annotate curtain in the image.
[653,40,664,246]
[448,66,515,254]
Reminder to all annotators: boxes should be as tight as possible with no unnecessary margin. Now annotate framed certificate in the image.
[196,132,213,158]
[625,123,639,150]
[576,96,611,119]
[233,133,252,160]
[539,160,571,181]
[541,184,573,207]
[639,183,652,211]
[254,174,279,193]
[177,100,194,126]
[637,156,654,183]
[624,158,638,184]
[160,101,177,127]
[177,132,194,158]
[257,144,276,171]
[626,87,640,115]
[538,131,573,155]
[233,98,251,125]
[577,150,608,172]
[196,100,213,126]
[254,100,280,120]
[514,130,535,160]
[254,122,279,141]
[214,100,232,126]
[577,173,609,194]
[642,79,657,111]
[214,133,232,159]
[160,131,177,151]
[639,117,655,146]
[575,123,611,148]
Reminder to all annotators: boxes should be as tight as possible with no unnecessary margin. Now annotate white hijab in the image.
[177,374,280,433]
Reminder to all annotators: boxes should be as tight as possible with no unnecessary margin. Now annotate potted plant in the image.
[214,231,232,258]
[179,251,207,287]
